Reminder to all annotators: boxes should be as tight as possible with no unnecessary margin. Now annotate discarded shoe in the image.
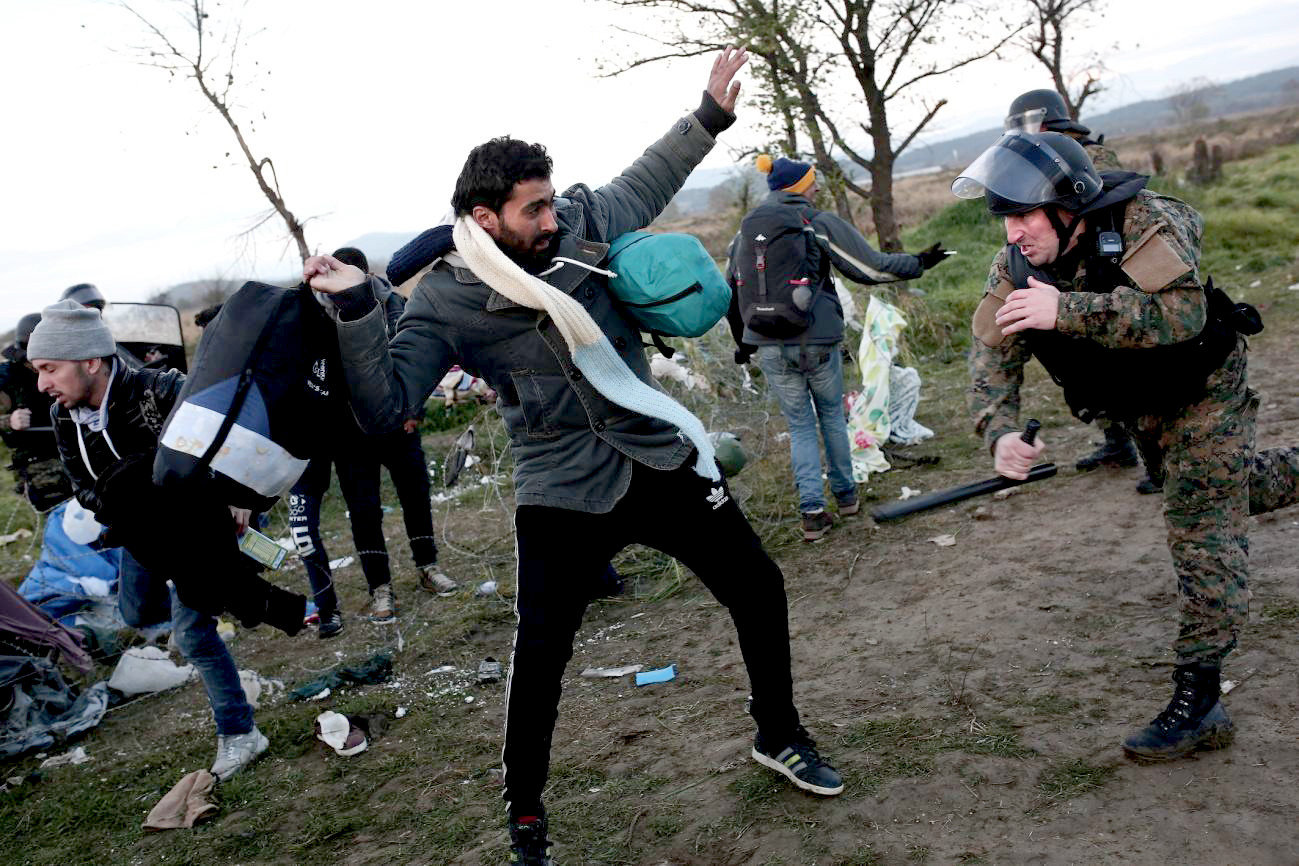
[369,583,396,623]
[801,510,833,542]
[478,657,503,684]
[315,711,368,757]
[752,726,843,795]
[210,726,269,781]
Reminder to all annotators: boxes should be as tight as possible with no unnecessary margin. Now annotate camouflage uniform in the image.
[1076,140,1133,452]
[1084,141,1123,172]
[970,188,1299,664]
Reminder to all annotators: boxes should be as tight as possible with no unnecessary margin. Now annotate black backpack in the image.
[153,282,339,512]
[733,203,826,339]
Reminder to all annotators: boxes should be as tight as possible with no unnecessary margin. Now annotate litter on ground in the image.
[581,664,644,678]
[635,664,677,687]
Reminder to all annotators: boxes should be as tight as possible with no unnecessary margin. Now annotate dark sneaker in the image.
[1074,432,1139,471]
[318,609,344,640]
[801,510,833,542]
[508,814,554,866]
[1122,664,1233,761]
[369,583,396,623]
[835,493,860,516]
[752,726,844,796]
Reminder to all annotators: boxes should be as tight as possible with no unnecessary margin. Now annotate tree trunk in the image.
[866,89,901,251]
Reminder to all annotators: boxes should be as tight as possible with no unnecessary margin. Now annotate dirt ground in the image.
[7,305,1298,865]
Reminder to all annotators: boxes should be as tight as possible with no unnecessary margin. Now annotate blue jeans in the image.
[757,343,856,513]
[117,549,254,736]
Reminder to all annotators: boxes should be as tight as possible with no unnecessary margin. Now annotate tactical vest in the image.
[1009,197,1256,422]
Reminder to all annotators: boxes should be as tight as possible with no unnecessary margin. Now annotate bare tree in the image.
[122,0,311,262]
[604,1,1019,251]
[1167,77,1220,127]
[1022,0,1109,120]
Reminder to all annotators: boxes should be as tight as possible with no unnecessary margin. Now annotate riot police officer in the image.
[953,130,1299,760]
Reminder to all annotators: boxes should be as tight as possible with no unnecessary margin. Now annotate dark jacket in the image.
[0,360,60,461]
[327,100,731,512]
[725,190,925,347]
[51,362,184,513]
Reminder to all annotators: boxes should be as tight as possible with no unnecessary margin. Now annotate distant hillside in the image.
[891,65,1299,176]
[672,64,1299,214]
[147,278,242,309]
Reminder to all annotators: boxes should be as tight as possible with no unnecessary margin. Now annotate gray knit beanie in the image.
[26,300,117,361]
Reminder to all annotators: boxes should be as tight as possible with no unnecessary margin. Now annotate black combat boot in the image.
[1122,662,1233,761]
[508,811,554,866]
[1075,424,1139,471]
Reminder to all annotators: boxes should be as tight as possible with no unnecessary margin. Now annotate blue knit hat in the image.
[755,154,816,193]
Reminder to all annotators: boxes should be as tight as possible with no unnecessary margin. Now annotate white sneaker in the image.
[210,726,269,781]
[418,566,459,595]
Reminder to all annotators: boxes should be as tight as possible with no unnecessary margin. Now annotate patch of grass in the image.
[837,716,1033,794]
[1022,693,1081,717]
[727,765,789,804]
[831,847,883,866]
[1032,758,1117,811]
[1262,601,1299,621]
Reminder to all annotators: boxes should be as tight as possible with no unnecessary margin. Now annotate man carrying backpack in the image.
[726,156,948,540]
[305,48,850,866]
[27,300,306,781]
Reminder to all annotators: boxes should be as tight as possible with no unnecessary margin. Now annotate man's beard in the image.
[497,224,558,274]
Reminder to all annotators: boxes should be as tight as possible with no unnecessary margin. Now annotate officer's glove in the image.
[916,242,948,270]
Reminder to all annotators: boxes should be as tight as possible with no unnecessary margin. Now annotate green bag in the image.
[606,232,730,338]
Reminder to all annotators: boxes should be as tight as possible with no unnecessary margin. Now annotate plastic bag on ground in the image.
[887,365,934,446]
[108,646,195,695]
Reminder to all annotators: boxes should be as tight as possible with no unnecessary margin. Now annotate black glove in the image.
[734,343,756,365]
[916,242,948,270]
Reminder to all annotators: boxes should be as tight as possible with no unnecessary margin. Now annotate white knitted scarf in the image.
[452,217,719,481]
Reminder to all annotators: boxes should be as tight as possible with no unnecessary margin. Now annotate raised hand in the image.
[304,254,366,295]
[707,45,748,114]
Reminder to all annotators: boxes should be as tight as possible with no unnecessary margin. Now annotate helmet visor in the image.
[952,132,1086,207]
[1004,107,1047,133]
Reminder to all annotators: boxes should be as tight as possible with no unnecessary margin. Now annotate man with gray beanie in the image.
[28,299,307,781]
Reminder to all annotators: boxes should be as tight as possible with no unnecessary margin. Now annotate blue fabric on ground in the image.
[18,501,122,624]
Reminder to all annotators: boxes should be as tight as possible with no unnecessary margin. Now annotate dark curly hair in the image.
[451,136,553,216]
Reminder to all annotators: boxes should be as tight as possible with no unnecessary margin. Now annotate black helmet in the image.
[15,313,42,350]
[60,283,106,310]
[1005,89,1091,138]
[953,131,1103,215]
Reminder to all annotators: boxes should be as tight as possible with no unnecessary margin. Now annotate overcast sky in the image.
[3,0,1298,331]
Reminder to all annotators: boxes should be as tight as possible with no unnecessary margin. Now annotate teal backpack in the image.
[606,232,730,340]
